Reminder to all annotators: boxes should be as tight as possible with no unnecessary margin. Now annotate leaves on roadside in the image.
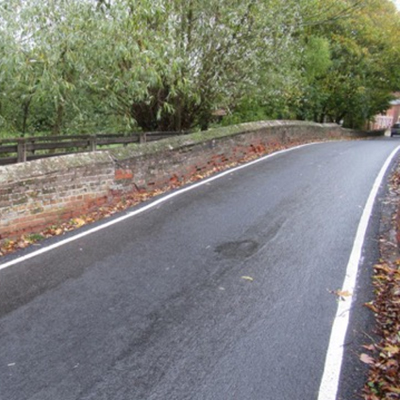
[336,290,352,298]
[362,261,400,399]
[383,345,400,356]
[360,353,375,365]
[0,143,304,258]
[328,288,352,301]
[360,166,400,399]
[387,386,400,394]
[363,344,376,352]
[71,218,86,228]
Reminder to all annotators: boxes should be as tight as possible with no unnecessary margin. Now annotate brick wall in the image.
[0,121,381,238]
[0,153,115,238]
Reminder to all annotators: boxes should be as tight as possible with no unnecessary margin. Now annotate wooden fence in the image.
[0,131,185,165]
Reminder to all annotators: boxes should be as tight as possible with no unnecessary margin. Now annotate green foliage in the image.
[303,37,332,80]
[292,0,400,128]
[0,0,400,135]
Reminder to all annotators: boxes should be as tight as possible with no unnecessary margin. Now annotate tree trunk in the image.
[21,97,32,137]
[52,101,64,136]
[199,109,210,131]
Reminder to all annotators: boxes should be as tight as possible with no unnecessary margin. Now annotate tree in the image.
[293,0,400,128]
[80,0,305,131]
[1,0,400,135]
[0,0,98,135]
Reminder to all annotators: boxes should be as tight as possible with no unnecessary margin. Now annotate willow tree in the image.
[5,0,398,134]
[0,0,98,135]
[84,0,304,131]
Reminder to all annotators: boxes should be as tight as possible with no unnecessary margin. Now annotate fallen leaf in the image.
[364,302,379,313]
[336,290,352,297]
[72,218,86,228]
[387,386,400,394]
[360,353,375,364]
[362,344,376,351]
[383,345,400,355]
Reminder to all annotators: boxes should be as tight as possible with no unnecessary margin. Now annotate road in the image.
[1,139,399,400]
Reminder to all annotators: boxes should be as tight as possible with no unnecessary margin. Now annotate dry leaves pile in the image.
[0,189,173,257]
[362,168,400,399]
[362,262,400,399]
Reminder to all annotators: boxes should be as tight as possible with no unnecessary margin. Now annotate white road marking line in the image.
[0,143,317,271]
[318,144,400,400]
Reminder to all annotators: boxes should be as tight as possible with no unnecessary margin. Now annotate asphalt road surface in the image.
[1,139,400,400]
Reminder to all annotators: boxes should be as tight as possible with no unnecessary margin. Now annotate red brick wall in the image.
[0,153,115,238]
[0,121,379,238]
[109,122,364,194]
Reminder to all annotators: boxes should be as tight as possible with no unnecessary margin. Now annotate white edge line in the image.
[318,144,400,400]
[0,142,318,271]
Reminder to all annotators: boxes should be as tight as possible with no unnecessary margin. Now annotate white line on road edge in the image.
[0,143,318,272]
[318,144,400,400]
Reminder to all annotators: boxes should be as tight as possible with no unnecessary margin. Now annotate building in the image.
[371,97,400,130]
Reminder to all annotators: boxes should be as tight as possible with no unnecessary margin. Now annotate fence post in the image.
[29,138,36,157]
[17,139,27,163]
[139,133,146,144]
[89,135,97,152]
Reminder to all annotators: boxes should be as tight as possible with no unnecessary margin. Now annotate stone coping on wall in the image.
[0,152,114,184]
[108,120,342,160]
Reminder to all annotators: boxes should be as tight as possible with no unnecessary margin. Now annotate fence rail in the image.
[0,131,185,165]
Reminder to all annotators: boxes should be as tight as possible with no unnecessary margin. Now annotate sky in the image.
[394,0,400,10]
